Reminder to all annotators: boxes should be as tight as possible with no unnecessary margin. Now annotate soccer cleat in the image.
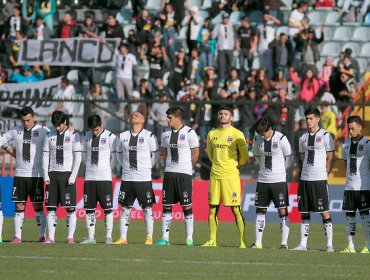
[186,240,194,247]
[105,237,113,244]
[326,246,334,253]
[113,237,128,245]
[67,238,75,244]
[80,238,96,244]
[250,243,263,249]
[11,237,22,244]
[154,239,170,246]
[43,238,55,244]
[144,237,153,245]
[239,242,247,249]
[360,247,369,254]
[340,247,356,253]
[280,244,289,249]
[290,245,308,251]
[201,240,217,247]
[38,236,46,243]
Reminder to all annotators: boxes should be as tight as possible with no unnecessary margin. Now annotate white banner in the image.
[17,38,120,67]
[0,77,62,116]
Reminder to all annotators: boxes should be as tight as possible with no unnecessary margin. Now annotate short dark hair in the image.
[255,118,271,134]
[304,107,321,118]
[344,48,352,56]
[347,115,362,125]
[21,106,34,117]
[51,110,67,127]
[218,106,234,116]
[61,77,70,85]
[298,1,307,9]
[87,114,102,129]
[166,106,183,118]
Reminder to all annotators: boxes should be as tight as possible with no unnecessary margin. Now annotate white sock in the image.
[35,211,46,239]
[255,213,266,246]
[360,213,370,248]
[0,210,3,239]
[14,211,24,239]
[47,210,57,241]
[144,207,154,238]
[66,210,77,239]
[300,219,310,247]
[280,215,290,246]
[184,210,194,241]
[323,219,333,247]
[119,207,131,240]
[346,215,356,249]
[86,211,96,240]
[162,211,172,241]
[105,211,113,239]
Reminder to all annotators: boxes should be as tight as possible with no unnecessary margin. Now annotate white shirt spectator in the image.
[288,9,305,37]
[55,84,75,115]
[181,6,203,40]
[115,51,137,79]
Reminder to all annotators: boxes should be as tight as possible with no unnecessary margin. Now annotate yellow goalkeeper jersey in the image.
[207,126,248,179]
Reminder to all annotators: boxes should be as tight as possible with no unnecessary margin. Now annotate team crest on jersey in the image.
[180,134,186,141]
[33,131,39,137]
[232,192,237,198]
[139,137,144,144]
[316,136,321,143]
[183,191,188,198]
[227,136,233,143]
[272,142,278,149]
[64,137,70,143]
[100,138,106,144]
[359,145,364,151]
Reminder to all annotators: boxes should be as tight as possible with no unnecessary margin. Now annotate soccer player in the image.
[42,111,82,243]
[340,116,370,254]
[114,112,159,245]
[155,106,199,246]
[292,107,335,252]
[202,106,248,248]
[0,106,49,243]
[80,114,117,244]
[252,118,293,249]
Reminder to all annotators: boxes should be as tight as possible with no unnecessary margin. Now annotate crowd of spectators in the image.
[0,0,369,150]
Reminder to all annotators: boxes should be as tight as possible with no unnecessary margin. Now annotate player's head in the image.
[255,118,273,140]
[166,106,183,129]
[51,110,68,133]
[347,116,362,139]
[130,111,145,127]
[20,106,35,130]
[87,114,103,137]
[218,106,234,126]
[304,107,320,130]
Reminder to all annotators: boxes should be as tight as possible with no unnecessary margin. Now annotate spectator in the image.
[86,83,109,117]
[220,68,242,99]
[318,56,335,92]
[210,0,233,18]
[149,92,170,138]
[254,68,273,97]
[288,1,308,40]
[270,33,294,78]
[5,31,27,68]
[162,0,189,32]
[22,0,37,25]
[187,48,202,84]
[169,49,187,97]
[315,86,339,116]
[272,68,289,92]
[36,0,57,36]
[149,45,168,82]
[338,72,357,104]
[136,9,153,46]
[320,103,337,139]
[57,11,79,38]
[152,77,174,100]
[99,14,125,41]
[315,0,334,8]
[28,16,51,40]
[182,84,201,130]
[124,91,149,125]
[197,18,216,67]
[1,6,28,42]
[212,12,236,84]
[344,48,360,83]
[53,77,76,116]
[130,0,145,20]
[254,93,270,119]
[182,6,203,53]
[338,54,355,80]
[80,15,99,38]
[238,87,257,145]
[160,3,177,55]
[289,67,321,102]
[10,65,45,83]
[236,16,257,76]
[270,86,292,134]
[340,0,370,16]
[137,78,152,101]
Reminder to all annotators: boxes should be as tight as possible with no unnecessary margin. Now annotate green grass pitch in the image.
[0,218,369,279]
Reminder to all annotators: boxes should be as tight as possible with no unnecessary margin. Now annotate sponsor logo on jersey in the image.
[180,134,186,141]
[359,145,364,151]
[33,131,39,137]
[227,136,233,143]
[139,137,144,144]
[316,136,321,143]
[101,138,106,144]
[64,137,70,143]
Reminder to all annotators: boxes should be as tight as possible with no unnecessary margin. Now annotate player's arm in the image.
[116,135,123,167]
[69,132,82,185]
[81,133,87,164]
[42,135,51,184]
[149,133,159,167]
[206,131,213,162]
[109,133,117,168]
[160,130,167,161]
[189,129,200,168]
[281,135,294,170]
[1,143,15,158]
[325,133,336,175]
[0,129,15,147]
[252,137,260,165]
[298,134,305,163]
[341,141,347,171]
[191,147,200,168]
[237,132,248,167]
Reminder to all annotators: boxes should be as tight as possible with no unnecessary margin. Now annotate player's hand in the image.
[67,178,75,185]
[45,179,50,185]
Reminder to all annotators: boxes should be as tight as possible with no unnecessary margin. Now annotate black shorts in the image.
[298,180,329,213]
[119,181,155,208]
[255,182,289,209]
[162,172,192,206]
[84,181,113,210]
[45,172,76,208]
[12,176,44,203]
[343,190,370,212]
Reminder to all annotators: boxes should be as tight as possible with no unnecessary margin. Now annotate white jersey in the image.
[82,129,116,181]
[117,129,158,182]
[342,136,370,191]
[43,128,81,172]
[252,131,292,183]
[299,128,335,181]
[0,124,49,177]
[161,125,199,175]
